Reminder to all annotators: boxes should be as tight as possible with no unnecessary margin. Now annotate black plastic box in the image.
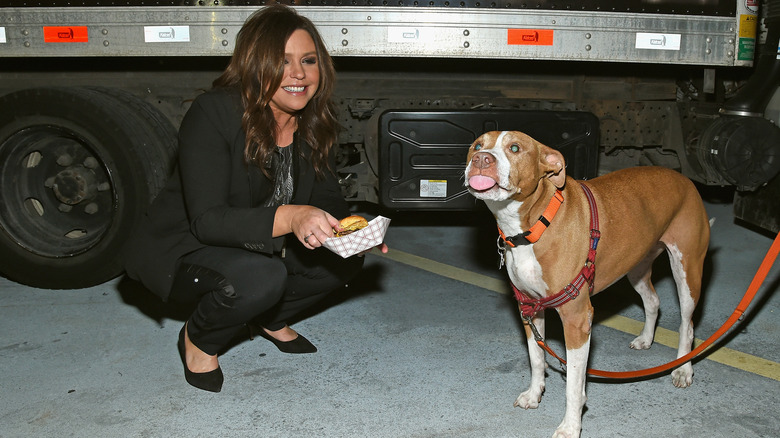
[378,110,600,210]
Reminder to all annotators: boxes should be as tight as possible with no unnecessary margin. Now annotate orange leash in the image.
[527,230,780,379]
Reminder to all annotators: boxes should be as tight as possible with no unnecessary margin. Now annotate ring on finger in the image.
[304,233,314,242]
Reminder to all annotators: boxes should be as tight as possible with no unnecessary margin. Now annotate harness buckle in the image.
[590,229,601,249]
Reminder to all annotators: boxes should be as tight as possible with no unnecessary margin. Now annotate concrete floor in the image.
[1,193,779,437]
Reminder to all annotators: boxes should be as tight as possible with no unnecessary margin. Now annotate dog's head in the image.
[465,131,566,202]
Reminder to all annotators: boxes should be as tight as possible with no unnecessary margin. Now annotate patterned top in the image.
[265,142,294,207]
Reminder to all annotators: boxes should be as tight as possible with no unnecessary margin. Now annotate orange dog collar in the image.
[498,189,564,246]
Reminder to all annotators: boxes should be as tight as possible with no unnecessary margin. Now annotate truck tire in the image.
[0,87,177,289]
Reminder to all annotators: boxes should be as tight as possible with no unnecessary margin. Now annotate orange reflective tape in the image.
[508,29,554,46]
[43,26,89,43]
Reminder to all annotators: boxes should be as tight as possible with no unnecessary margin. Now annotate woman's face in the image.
[269,29,320,119]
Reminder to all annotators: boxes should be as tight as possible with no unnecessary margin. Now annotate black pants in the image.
[169,242,364,355]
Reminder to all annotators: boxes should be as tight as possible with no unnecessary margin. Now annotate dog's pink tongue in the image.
[469,175,497,191]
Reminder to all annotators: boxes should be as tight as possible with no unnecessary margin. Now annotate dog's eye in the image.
[474,143,482,151]
[510,143,520,153]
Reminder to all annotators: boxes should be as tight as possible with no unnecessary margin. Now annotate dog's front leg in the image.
[553,306,593,438]
[515,311,546,409]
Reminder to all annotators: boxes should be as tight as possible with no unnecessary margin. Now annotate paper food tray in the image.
[322,215,391,258]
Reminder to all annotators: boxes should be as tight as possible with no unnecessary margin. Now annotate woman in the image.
[123,5,386,392]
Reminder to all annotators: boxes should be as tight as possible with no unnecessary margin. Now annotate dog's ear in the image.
[540,144,566,188]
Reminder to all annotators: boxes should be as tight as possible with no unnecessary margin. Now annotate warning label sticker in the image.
[740,14,757,38]
[420,180,447,198]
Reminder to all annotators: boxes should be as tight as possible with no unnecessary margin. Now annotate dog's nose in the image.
[471,152,494,169]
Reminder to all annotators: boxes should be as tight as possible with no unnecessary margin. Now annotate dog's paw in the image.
[514,387,543,409]
[671,365,693,388]
[629,336,653,350]
[552,425,581,438]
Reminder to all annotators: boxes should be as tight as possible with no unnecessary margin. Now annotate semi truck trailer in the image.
[1,0,778,289]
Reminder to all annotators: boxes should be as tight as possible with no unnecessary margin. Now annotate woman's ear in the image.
[540,144,566,188]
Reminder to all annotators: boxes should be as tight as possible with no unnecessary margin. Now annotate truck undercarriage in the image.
[1,1,778,288]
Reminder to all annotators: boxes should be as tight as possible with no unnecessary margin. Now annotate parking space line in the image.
[599,314,780,381]
[372,248,780,382]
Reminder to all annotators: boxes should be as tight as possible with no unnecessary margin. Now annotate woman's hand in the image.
[275,205,339,249]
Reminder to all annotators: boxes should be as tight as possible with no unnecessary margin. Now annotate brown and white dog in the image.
[464,131,711,438]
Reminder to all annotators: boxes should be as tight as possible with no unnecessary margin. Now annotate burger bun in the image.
[335,215,369,237]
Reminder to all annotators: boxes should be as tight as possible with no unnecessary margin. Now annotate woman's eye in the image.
[474,143,482,151]
[303,57,317,65]
[510,144,520,153]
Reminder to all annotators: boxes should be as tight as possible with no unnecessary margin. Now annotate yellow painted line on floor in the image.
[375,248,511,295]
[372,248,780,382]
[598,315,780,381]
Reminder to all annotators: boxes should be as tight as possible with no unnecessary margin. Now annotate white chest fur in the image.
[488,200,549,297]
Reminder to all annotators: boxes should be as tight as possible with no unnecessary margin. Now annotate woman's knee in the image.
[222,256,287,308]
[176,248,289,311]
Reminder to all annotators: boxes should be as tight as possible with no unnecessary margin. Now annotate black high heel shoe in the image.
[178,325,223,392]
[248,324,317,354]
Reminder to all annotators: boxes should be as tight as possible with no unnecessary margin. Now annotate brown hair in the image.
[212,5,339,179]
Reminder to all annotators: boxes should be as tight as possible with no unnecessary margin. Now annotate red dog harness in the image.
[505,183,601,318]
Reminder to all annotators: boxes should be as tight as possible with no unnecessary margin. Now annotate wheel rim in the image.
[0,125,115,258]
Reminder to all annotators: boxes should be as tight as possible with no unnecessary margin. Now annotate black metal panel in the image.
[0,0,735,16]
[378,110,599,210]
[734,176,780,233]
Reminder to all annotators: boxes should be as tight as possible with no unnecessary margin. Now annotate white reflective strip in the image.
[0,27,6,44]
[635,32,681,51]
[144,26,190,43]
[387,27,434,44]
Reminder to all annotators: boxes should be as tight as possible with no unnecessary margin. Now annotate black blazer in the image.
[123,87,349,300]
